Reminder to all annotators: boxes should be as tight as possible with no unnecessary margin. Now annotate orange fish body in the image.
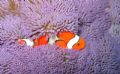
[18,35,48,48]
[55,31,85,50]
[33,35,48,48]
[17,31,85,50]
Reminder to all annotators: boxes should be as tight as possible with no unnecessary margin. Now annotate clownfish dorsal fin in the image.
[57,31,75,43]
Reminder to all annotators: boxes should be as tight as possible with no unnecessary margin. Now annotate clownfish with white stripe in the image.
[17,31,85,50]
[17,35,48,48]
[48,31,85,51]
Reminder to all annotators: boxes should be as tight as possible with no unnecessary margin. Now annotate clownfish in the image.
[17,35,48,48]
[48,31,85,51]
[17,31,85,50]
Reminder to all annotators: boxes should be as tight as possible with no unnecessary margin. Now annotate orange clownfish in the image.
[17,31,85,50]
[17,35,48,48]
[48,31,85,51]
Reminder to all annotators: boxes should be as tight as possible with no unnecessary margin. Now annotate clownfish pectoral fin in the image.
[72,37,85,51]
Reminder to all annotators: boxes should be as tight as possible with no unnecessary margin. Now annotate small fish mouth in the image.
[17,39,26,45]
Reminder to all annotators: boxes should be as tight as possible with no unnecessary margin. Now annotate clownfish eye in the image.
[77,43,80,45]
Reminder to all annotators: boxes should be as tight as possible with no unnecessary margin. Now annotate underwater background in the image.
[0,0,120,74]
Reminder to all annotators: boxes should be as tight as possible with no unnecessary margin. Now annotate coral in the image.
[0,0,120,74]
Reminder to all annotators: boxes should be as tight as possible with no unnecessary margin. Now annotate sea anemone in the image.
[19,0,80,39]
[0,0,120,74]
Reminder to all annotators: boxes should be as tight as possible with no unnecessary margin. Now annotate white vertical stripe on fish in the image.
[22,39,34,47]
[67,35,79,49]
